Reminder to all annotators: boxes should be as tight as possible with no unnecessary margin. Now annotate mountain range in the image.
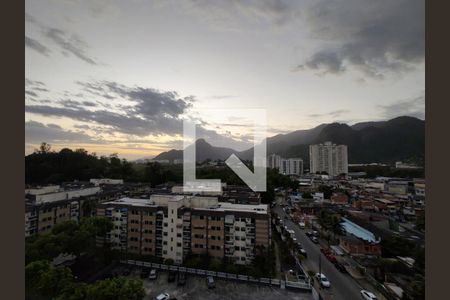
[152,116,425,165]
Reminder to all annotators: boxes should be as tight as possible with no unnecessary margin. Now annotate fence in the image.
[120,259,311,291]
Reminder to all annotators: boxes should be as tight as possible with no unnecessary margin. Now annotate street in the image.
[273,204,364,300]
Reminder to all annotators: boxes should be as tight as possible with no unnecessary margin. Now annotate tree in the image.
[38,142,52,153]
[330,215,344,240]
[85,277,145,300]
[26,260,76,299]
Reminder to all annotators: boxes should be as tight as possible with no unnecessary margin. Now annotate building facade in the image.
[268,154,303,176]
[97,195,271,265]
[25,185,101,237]
[309,142,348,176]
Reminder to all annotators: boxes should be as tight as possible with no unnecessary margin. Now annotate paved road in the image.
[274,205,364,300]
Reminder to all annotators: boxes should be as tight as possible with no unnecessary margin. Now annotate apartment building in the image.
[97,194,271,265]
[309,142,348,176]
[268,154,303,176]
[279,158,303,176]
[25,184,101,237]
[267,154,282,170]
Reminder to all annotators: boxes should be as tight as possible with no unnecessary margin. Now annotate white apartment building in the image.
[309,142,348,176]
[267,154,282,170]
[268,154,303,176]
[279,158,303,176]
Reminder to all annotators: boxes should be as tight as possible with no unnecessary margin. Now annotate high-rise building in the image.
[268,154,303,176]
[97,194,271,265]
[267,154,281,170]
[279,158,303,176]
[309,142,348,176]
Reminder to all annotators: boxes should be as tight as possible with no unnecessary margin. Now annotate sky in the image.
[25,0,425,160]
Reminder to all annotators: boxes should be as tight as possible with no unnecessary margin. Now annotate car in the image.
[148,269,157,280]
[311,237,319,244]
[156,293,170,300]
[299,248,307,257]
[312,230,319,237]
[292,237,297,243]
[168,271,177,283]
[320,247,329,255]
[177,272,186,286]
[334,262,347,273]
[122,267,131,276]
[360,290,378,300]
[325,253,337,263]
[315,273,331,288]
[298,222,305,229]
[206,276,215,289]
[306,231,313,237]
[140,268,150,278]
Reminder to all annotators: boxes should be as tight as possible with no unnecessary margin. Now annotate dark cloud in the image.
[77,81,193,118]
[25,120,101,144]
[26,13,101,65]
[378,92,425,120]
[43,28,100,65]
[295,0,424,78]
[308,109,350,118]
[25,81,193,137]
[25,36,51,56]
[25,78,50,100]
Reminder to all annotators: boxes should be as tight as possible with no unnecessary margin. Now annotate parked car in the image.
[298,222,305,229]
[168,271,177,283]
[177,272,186,286]
[206,276,215,289]
[156,293,170,300]
[325,253,337,263]
[334,262,347,273]
[140,268,150,278]
[122,268,131,276]
[315,273,331,288]
[311,237,319,244]
[312,230,319,237]
[360,290,378,300]
[299,248,307,257]
[305,231,313,237]
[148,269,157,280]
[320,247,329,255]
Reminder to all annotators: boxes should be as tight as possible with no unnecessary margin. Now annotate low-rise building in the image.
[25,184,101,236]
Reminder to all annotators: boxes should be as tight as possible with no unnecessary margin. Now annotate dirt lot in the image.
[138,269,313,300]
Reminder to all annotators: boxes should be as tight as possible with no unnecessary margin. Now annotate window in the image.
[199,215,204,220]
[163,222,168,227]
[177,243,182,247]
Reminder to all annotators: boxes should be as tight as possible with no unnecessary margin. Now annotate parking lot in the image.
[138,270,313,300]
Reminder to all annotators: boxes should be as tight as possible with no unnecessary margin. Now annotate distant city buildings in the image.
[309,141,348,176]
[267,154,303,176]
[97,194,271,265]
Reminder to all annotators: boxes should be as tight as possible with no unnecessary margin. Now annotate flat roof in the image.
[196,202,268,214]
[102,197,156,207]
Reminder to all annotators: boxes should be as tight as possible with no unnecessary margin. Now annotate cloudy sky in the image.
[25,0,425,160]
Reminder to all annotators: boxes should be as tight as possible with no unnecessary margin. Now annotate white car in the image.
[315,273,331,288]
[156,293,170,300]
[298,222,305,229]
[361,290,378,300]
